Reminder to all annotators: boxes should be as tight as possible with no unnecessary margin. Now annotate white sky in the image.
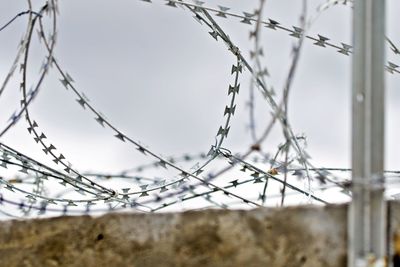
[0,0,399,216]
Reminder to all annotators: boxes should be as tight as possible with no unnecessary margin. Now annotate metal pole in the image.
[349,0,386,266]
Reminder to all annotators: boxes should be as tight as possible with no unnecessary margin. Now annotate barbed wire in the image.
[0,0,399,218]
[148,0,400,73]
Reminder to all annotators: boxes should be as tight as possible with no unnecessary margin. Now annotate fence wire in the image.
[0,0,398,218]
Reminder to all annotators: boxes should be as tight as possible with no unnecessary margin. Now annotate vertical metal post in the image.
[349,0,386,266]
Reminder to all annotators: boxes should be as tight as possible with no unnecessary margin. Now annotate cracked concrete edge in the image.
[0,205,347,267]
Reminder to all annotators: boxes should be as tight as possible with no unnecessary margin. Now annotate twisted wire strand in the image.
[0,0,399,217]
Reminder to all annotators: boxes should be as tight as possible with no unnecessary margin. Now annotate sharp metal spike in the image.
[195,169,204,176]
[158,160,168,169]
[386,61,399,74]
[6,185,14,192]
[241,12,254,24]
[53,154,65,164]
[231,64,243,74]
[95,116,105,127]
[67,200,77,206]
[42,144,56,155]
[289,26,303,38]
[314,34,330,47]
[253,177,263,183]
[228,84,240,95]
[140,184,148,190]
[338,43,352,55]
[137,146,147,155]
[122,188,130,193]
[76,98,86,109]
[139,191,149,197]
[209,31,218,41]
[165,1,177,7]
[178,178,187,186]
[224,105,236,116]
[193,14,203,24]
[193,0,204,12]
[265,19,279,30]
[114,132,125,142]
[230,180,239,187]
[217,126,230,137]
[216,6,230,18]
[160,186,168,193]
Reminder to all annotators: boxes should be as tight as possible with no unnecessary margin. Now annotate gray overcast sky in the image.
[0,0,399,209]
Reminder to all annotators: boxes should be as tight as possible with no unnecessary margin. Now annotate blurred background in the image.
[0,0,399,217]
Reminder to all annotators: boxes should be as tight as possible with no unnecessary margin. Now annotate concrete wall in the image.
[389,202,400,266]
[0,205,348,267]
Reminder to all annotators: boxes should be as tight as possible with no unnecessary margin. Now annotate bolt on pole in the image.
[349,0,386,266]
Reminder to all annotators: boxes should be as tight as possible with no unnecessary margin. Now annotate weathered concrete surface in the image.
[389,202,400,266]
[0,205,347,267]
